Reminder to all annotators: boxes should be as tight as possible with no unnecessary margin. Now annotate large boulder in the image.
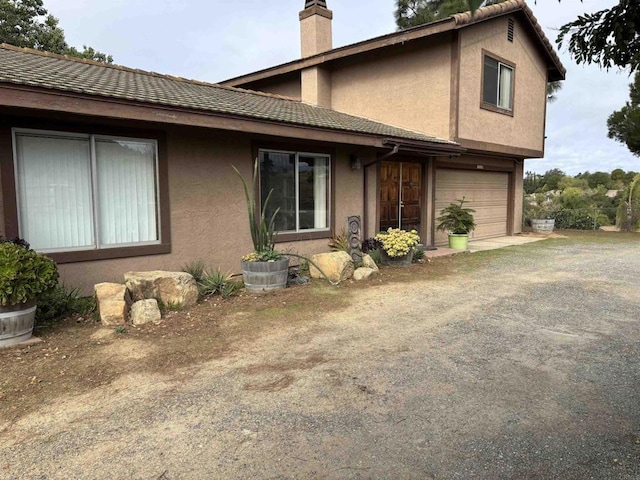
[130,299,162,326]
[94,283,128,326]
[353,267,377,281]
[125,271,198,308]
[361,254,380,273]
[309,251,354,283]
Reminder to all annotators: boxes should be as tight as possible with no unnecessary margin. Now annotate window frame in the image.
[258,147,333,242]
[480,50,516,116]
[9,127,170,263]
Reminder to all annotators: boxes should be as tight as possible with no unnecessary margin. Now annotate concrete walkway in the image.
[425,234,548,258]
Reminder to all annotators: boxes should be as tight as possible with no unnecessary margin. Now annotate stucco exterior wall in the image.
[38,130,363,292]
[331,37,453,140]
[244,75,302,101]
[457,15,548,153]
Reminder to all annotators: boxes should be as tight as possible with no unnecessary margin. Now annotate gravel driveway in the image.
[2,234,639,479]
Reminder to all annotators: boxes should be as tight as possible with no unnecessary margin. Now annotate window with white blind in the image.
[259,149,330,234]
[14,129,160,253]
[482,55,514,112]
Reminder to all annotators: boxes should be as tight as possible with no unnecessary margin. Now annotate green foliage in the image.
[0,0,113,62]
[436,197,476,234]
[182,260,206,284]
[328,229,349,253]
[232,160,282,260]
[557,0,640,73]
[36,284,95,325]
[616,174,640,231]
[412,249,425,262]
[375,228,421,258]
[550,209,601,230]
[394,0,504,30]
[199,269,231,296]
[114,326,127,334]
[368,249,382,266]
[608,72,640,156]
[0,242,58,306]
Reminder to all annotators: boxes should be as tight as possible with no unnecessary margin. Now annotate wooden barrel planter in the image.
[241,258,290,294]
[380,250,413,267]
[531,219,555,234]
[0,300,36,348]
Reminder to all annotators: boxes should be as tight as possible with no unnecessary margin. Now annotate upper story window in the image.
[482,55,514,113]
[259,149,330,234]
[14,129,160,253]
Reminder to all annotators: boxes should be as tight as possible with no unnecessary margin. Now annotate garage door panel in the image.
[435,169,509,245]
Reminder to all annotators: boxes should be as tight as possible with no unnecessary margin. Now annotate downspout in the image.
[363,144,400,238]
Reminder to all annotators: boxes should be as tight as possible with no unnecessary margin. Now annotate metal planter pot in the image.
[0,300,37,349]
[531,219,555,234]
[380,249,413,267]
[241,258,290,294]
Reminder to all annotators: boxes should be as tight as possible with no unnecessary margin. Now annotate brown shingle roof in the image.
[0,44,456,147]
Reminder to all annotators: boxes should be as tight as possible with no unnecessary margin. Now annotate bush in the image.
[0,242,58,306]
[36,285,96,325]
[550,209,600,230]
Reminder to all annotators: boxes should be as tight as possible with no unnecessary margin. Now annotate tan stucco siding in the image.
[457,16,548,153]
[52,131,363,292]
[331,38,453,140]
[241,75,302,101]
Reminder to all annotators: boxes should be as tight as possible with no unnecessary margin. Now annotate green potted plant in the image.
[374,228,420,266]
[0,238,58,347]
[233,160,289,294]
[436,197,476,250]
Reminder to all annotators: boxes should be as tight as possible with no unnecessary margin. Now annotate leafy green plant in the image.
[114,326,127,334]
[368,249,382,266]
[36,284,95,325]
[220,281,241,299]
[412,249,425,263]
[199,269,232,296]
[436,197,476,235]
[0,242,59,306]
[182,260,206,284]
[232,160,282,261]
[328,229,349,252]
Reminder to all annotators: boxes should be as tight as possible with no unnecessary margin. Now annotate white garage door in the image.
[435,169,509,245]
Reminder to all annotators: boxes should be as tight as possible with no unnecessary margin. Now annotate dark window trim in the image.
[251,141,335,243]
[1,119,171,264]
[480,49,516,117]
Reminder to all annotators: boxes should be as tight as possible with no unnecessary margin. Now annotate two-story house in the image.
[0,0,564,290]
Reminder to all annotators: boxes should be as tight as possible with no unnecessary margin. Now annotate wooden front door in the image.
[380,161,422,232]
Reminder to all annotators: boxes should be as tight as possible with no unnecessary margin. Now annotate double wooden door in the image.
[380,161,422,232]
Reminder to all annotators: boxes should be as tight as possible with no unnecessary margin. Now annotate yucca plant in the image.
[232,159,282,261]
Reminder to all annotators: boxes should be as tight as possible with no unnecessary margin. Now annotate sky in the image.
[43,0,640,176]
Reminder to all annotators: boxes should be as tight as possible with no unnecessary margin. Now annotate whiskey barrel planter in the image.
[0,300,37,348]
[380,250,413,267]
[531,219,555,234]
[241,258,290,294]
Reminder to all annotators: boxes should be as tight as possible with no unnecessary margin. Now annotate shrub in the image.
[436,198,476,234]
[375,228,420,258]
[198,269,239,298]
[36,285,96,325]
[182,260,206,284]
[362,238,383,254]
[328,229,349,253]
[0,242,58,306]
[550,209,600,230]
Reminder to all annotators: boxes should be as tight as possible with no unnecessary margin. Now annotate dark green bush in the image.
[0,242,58,306]
[36,285,96,324]
[550,209,600,230]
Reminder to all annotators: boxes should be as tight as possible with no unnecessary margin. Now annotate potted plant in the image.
[233,160,290,294]
[436,197,476,250]
[374,228,421,266]
[0,238,58,347]
[529,207,556,234]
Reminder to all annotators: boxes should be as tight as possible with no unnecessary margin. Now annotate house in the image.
[0,0,564,291]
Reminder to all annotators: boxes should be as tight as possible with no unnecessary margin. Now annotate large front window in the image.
[482,55,514,111]
[259,149,330,233]
[14,129,160,252]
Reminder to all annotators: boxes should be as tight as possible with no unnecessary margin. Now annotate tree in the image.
[540,168,565,192]
[0,0,112,63]
[608,72,640,156]
[395,0,562,102]
[557,0,640,73]
[395,0,505,30]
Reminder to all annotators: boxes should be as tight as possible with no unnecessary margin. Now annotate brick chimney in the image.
[299,0,333,58]
[299,1,333,107]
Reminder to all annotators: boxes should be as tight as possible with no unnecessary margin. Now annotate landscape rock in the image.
[125,271,198,308]
[353,267,377,281]
[130,299,162,326]
[94,283,128,326]
[361,254,380,273]
[309,251,354,283]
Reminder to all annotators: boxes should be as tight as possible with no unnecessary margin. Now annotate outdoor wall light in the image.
[350,153,361,170]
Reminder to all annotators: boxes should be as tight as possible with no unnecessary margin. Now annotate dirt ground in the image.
[1,231,639,479]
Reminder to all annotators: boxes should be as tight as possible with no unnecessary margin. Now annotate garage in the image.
[435,169,509,245]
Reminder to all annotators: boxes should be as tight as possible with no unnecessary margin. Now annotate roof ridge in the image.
[0,43,302,103]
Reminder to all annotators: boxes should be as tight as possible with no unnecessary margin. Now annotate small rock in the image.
[309,251,354,283]
[353,267,377,281]
[94,283,128,326]
[361,254,380,272]
[130,299,162,326]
